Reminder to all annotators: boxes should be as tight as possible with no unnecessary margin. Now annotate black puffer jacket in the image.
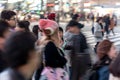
[64,32,88,54]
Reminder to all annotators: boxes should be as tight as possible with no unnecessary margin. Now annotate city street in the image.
[1,0,120,80]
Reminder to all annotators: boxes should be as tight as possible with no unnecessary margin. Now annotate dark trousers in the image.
[105,26,109,35]
[70,54,91,80]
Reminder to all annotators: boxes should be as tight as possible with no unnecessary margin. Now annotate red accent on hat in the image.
[48,13,56,20]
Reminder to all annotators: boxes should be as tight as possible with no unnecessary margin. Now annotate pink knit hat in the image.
[39,19,59,35]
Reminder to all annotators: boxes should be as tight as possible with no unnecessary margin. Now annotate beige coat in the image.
[109,73,120,80]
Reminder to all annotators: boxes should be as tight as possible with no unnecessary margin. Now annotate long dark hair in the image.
[110,53,120,77]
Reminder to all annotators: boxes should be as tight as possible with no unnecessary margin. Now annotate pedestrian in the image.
[32,25,40,39]
[0,31,41,80]
[0,10,17,32]
[65,14,83,31]
[64,21,78,75]
[103,14,111,37]
[72,13,80,22]
[94,17,104,53]
[109,52,120,80]
[112,14,117,26]
[37,19,68,80]
[90,13,95,22]
[96,40,117,80]
[15,20,30,32]
[0,20,11,73]
[64,20,91,80]
[109,17,115,35]
[56,12,60,24]
[59,27,64,47]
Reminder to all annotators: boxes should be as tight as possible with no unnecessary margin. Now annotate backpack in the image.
[40,67,69,80]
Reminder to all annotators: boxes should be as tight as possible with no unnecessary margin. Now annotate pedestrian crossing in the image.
[83,31,120,48]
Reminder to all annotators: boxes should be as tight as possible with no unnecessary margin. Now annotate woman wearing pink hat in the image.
[36,19,68,80]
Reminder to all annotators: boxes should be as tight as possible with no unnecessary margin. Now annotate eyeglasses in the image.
[10,18,16,21]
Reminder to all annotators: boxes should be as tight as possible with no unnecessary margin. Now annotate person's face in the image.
[76,27,81,33]
[108,44,117,59]
[7,16,17,28]
[59,31,63,38]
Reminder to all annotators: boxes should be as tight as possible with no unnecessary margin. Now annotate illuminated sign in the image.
[47,3,55,6]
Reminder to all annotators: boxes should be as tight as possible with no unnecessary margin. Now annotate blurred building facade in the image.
[0,0,120,18]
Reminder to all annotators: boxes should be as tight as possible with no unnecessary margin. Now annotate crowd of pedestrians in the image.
[92,14,117,53]
[0,9,120,80]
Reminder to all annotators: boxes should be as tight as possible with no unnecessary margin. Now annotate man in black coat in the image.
[64,20,91,80]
